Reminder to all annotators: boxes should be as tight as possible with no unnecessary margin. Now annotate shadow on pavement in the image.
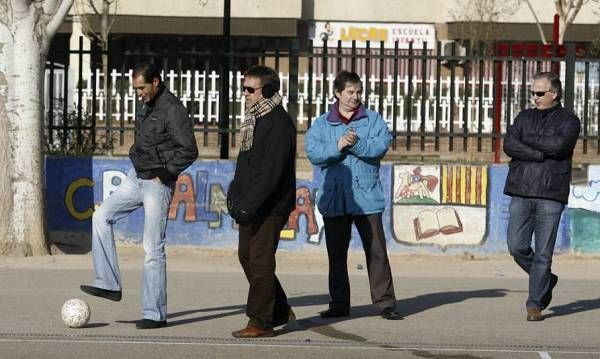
[396,288,508,317]
[128,294,332,328]
[83,323,110,328]
[546,297,600,319]
[282,289,508,340]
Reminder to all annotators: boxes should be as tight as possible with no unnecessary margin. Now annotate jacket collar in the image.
[535,103,561,117]
[145,84,166,109]
[326,101,367,125]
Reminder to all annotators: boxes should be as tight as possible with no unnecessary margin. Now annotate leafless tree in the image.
[451,0,522,55]
[525,0,589,45]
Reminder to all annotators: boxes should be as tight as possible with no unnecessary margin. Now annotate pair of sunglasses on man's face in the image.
[242,86,262,94]
[530,90,553,97]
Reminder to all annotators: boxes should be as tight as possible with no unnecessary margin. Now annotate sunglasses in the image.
[242,86,262,94]
[530,90,552,97]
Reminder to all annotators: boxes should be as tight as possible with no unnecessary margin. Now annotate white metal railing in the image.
[44,67,600,135]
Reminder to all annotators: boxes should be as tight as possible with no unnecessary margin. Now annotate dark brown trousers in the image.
[323,213,396,312]
[238,215,290,329]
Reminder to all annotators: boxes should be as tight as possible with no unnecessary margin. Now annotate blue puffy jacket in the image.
[305,105,391,217]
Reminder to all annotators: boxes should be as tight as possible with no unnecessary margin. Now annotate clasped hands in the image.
[337,128,357,152]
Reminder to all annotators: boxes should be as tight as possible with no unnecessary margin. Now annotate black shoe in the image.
[381,307,402,320]
[80,285,122,302]
[320,308,349,318]
[136,319,167,329]
[541,274,558,309]
[273,308,296,327]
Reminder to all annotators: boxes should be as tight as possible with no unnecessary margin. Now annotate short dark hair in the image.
[533,71,562,102]
[333,71,362,96]
[132,62,162,85]
[243,65,280,91]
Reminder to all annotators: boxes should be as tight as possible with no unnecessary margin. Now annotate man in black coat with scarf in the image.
[504,71,580,322]
[227,65,297,338]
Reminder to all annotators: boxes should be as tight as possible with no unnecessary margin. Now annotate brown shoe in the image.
[526,308,543,321]
[231,325,274,338]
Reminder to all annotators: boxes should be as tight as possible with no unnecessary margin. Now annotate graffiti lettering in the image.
[103,170,126,201]
[208,183,228,229]
[286,186,318,238]
[169,174,197,221]
[65,177,94,220]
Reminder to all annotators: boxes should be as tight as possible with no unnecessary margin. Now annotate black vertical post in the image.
[219,0,231,159]
[307,40,314,129]
[392,41,398,151]
[407,41,413,151]
[288,39,299,127]
[48,49,55,147]
[321,40,329,115]
[91,38,98,149]
[449,42,456,153]
[77,36,84,147]
[420,42,427,152]
[583,61,589,154]
[435,41,441,152]
[564,43,576,112]
[462,58,470,152]
[365,40,370,108]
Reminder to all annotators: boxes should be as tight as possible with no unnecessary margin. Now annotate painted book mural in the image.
[392,165,487,250]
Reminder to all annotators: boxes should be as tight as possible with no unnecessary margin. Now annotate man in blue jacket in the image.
[504,71,580,321]
[305,70,400,320]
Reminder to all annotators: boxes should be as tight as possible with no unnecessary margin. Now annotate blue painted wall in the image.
[45,157,599,253]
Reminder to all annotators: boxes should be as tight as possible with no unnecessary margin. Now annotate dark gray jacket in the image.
[129,85,198,183]
[503,104,580,203]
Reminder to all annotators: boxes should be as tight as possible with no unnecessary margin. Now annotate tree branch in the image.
[45,0,73,37]
[11,0,32,13]
[554,0,565,18]
[564,0,584,26]
[88,0,101,15]
[42,0,59,14]
[525,0,548,44]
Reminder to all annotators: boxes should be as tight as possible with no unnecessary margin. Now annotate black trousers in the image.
[323,213,396,311]
[238,215,290,329]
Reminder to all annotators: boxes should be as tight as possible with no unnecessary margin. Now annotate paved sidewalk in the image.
[1,247,600,358]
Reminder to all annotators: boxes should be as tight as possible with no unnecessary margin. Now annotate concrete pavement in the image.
[1,247,600,358]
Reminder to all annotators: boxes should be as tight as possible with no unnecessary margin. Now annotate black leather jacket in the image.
[129,85,198,183]
[503,104,580,203]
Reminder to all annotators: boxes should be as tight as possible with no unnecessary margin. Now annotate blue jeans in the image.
[91,168,174,321]
[507,196,564,310]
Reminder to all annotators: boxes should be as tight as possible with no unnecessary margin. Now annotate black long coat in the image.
[228,105,297,219]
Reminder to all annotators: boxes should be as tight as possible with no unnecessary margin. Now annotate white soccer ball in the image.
[61,298,91,328]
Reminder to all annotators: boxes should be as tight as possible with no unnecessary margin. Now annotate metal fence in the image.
[44,37,600,162]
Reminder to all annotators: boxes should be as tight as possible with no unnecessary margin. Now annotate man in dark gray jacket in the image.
[503,71,580,322]
[80,63,198,329]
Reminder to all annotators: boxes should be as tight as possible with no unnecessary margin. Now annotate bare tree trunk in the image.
[0,19,14,255]
[6,4,47,255]
[0,0,73,256]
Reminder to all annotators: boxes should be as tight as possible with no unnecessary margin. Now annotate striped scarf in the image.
[240,93,282,152]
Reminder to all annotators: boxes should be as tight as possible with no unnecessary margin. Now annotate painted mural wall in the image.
[45,157,600,253]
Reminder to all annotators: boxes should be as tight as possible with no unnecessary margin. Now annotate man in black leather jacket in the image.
[80,63,198,329]
[503,71,580,322]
